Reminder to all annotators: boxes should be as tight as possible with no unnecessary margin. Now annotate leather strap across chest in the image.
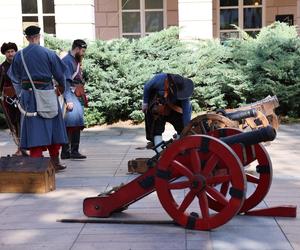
[164,77,183,114]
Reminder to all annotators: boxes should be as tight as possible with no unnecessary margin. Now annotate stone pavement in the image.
[0,123,299,250]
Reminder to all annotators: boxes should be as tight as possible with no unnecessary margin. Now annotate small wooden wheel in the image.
[181,113,237,136]
[266,114,280,130]
[208,128,273,213]
[155,135,246,230]
[244,111,269,129]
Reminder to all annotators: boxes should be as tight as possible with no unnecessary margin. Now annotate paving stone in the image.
[0,123,299,249]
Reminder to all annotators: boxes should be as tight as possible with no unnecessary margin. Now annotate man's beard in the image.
[75,53,83,63]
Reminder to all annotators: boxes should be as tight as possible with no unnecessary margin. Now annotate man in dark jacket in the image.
[0,42,24,155]
[142,73,194,151]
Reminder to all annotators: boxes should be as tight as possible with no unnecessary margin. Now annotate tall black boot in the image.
[50,156,67,172]
[61,143,70,159]
[70,130,86,159]
[61,130,72,159]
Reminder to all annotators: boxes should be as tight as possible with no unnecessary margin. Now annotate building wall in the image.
[265,0,297,26]
[0,0,23,47]
[94,0,179,40]
[167,0,179,27]
[55,0,95,41]
[212,0,299,39]
[94,0,119,40]
[178,0,213,40]
[298,0,300,30]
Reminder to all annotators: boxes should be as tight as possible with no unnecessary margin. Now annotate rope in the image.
[97,183,125,197]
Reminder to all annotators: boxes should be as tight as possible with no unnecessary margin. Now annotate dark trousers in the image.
[145,109,184,143]
[61,128,81,155]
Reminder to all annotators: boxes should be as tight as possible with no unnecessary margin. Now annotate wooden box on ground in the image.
[0,156,55,193]
[128,158,151,174]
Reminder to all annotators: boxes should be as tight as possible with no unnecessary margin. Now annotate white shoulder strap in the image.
[20,50,36,90]
[71,62,80,80]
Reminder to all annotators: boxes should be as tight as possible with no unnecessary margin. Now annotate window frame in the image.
[21,0,56,36]
[217,0,265,40]
[119,0,167,38]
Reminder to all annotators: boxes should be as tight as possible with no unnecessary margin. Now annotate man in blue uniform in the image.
[142,73,194,151]
[8,25,68,171]
[61,39,87,159]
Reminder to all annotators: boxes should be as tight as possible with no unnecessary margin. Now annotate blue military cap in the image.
[24,25,41,36]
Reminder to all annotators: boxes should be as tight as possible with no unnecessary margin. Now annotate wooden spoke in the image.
[198,192,209,219]
[178,191,196,213]
[171,160,194,180]
[202,154,219,177]
[246,173,259,184]
[190,149,201,174]
[220,181,230,196]
[206,186,229,207]
[168,181,191,190]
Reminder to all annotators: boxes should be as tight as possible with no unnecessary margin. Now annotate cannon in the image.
[128,105,273,174]
[183,95,279,135]
[82,126,296,230]
[128,96,279,174]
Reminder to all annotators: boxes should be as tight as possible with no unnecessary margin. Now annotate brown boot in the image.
[50,156,67,172]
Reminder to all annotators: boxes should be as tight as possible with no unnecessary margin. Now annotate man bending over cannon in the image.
[142,73,194,151]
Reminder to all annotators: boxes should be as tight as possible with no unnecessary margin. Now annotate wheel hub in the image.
[191,175,206,192]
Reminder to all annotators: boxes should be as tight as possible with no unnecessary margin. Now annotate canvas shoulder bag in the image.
[21,50,58,119]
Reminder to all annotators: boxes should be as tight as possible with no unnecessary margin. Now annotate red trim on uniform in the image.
[29,144,61,158]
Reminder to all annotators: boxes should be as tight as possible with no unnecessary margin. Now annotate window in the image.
[218,0,263,41]
[276,15,294,26]
[121,0,166,39]
[22,0,55,36]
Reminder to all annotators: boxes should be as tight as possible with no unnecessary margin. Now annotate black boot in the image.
[70,130,86,159]
[50,156,67,172]
[61,143,70,159]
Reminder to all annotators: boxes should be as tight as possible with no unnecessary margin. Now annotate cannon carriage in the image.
[181,95,279,136]
[83,125,296,230]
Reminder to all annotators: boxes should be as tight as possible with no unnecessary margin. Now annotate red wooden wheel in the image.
[208,128,273,213]
[155,135,246,230]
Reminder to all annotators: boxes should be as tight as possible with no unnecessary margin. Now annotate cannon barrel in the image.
[225,108,257,121]
[221,126,276,146]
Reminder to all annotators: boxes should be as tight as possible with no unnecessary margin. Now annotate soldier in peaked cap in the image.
[7,26,68,171]
[24,25,41,36]
[142,73,194,151]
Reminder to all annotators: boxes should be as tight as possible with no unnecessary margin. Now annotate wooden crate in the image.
[128,158,151,174]
[0,156,55,193]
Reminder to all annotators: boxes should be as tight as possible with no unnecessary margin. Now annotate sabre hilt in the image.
[221,126,276,146]
[219,108,257,121]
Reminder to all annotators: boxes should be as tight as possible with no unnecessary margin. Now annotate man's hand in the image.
[142,103,148,113]
[66,102,74,111]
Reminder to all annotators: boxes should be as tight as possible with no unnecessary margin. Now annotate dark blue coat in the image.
[143,73,192,126]
[62,52,84,128]
[8,44,68,149]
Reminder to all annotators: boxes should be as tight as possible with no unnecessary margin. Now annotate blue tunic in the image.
[8,43,68,149]
[62,52,84,128]
[143,73,192,126]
